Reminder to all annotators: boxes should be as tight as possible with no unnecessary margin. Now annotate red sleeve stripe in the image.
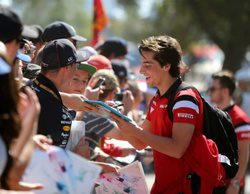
[235,124,250,133]
[173,100,199,114]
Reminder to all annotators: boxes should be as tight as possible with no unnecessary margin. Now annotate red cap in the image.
[86,54,112,70]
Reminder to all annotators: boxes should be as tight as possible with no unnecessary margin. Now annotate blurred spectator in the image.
[209,71,250,194]
[0,65,41,191]
[42,21,86,47]
[112,60,128,90]
[24,25,44,63]
[126,80,145,125]
[81,54,112,99]
[85,54,112,71]
[96,37,128,60]
[235,66,250,118]
[0,6,48,192]
[79,46,98,57]
[93,69,120,101]
[19,39,36,73]
[0,5,24,65]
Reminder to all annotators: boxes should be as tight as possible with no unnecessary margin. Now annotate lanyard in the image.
[34,79,60,101]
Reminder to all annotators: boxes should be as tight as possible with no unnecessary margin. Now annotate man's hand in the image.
[84,85,104,100]
[110,113,139,135]
[122,90,134,115]
[60,92,100,113]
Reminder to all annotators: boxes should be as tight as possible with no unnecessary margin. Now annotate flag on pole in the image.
[90,0,109,46]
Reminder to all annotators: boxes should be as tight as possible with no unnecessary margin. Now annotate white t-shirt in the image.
[0,136,7,176]
[66,121,85,151]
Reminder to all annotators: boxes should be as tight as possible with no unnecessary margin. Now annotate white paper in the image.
[22,146,101,194]
[66,120,85,150]
[96,161,149,194]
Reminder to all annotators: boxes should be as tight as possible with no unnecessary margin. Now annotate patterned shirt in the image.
[82,112,114,157]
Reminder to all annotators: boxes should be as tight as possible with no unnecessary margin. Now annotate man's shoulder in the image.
[175,86,200,100]
[228,105,250,125]
[172,88,202,112]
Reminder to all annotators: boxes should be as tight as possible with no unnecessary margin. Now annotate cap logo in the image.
[68,57,73,62]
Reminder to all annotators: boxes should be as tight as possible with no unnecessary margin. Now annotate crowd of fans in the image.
[0,5,250,194]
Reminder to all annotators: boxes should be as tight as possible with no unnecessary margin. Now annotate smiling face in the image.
[69,69,89,94]
[139,51,167,88]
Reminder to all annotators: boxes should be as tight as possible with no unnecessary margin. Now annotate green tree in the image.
[153,0,250,72]
[153,0,205,50]
[117,0,250,72]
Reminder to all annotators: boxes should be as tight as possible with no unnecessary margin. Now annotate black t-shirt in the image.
[29,74,75,148]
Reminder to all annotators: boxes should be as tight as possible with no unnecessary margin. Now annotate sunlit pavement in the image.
[145,173,250,193]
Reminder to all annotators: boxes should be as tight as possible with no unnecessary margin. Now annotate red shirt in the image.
[146,78,204,194]
[224,104,250,186]
[225,104,250,141]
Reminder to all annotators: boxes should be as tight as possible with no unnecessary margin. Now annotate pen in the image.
[113,103,124,108]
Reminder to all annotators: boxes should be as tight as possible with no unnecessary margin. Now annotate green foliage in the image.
[180,0,250,71]
[117,0,250,72]
[153,0,205,50]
